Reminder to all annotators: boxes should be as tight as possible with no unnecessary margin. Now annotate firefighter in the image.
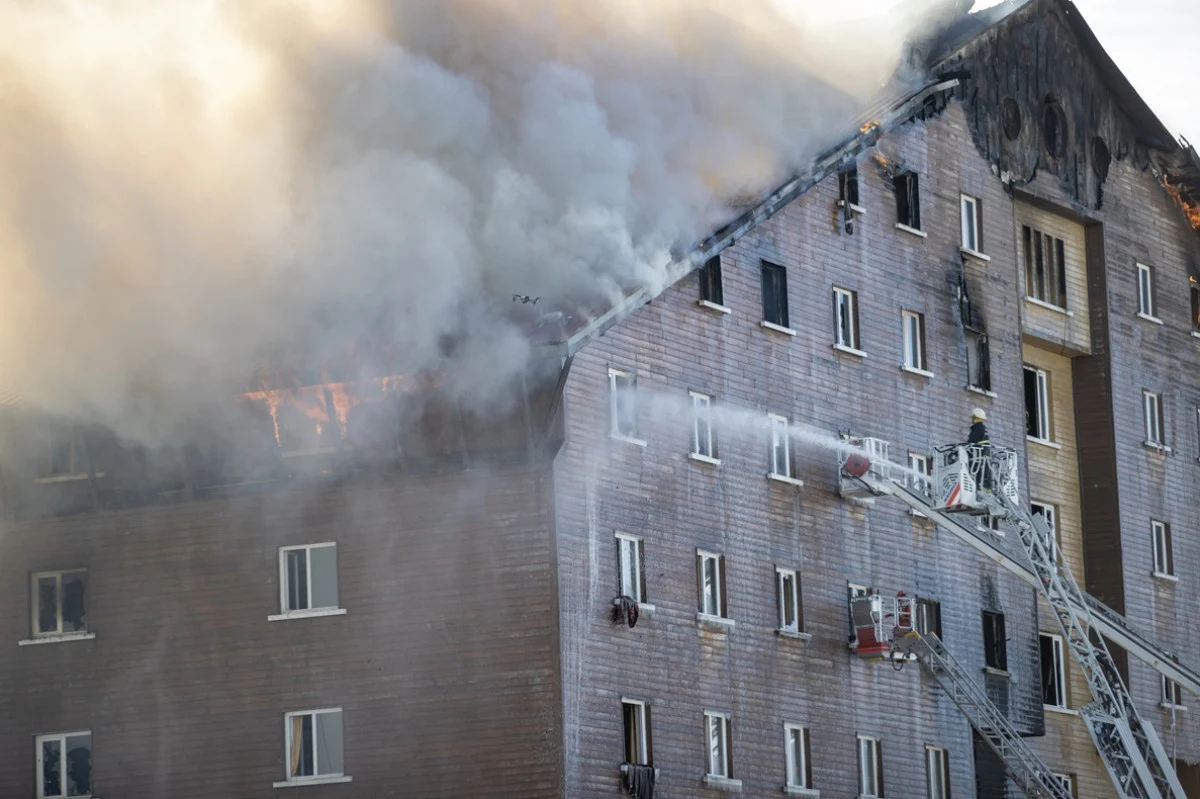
[967,408,991,491]
[968,408,989,446]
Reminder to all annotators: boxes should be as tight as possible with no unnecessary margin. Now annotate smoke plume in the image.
[0,0,948,443]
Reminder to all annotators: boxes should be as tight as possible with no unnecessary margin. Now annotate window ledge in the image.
[1137,312,1164,325]
[620,764,661,778]
[984,666,1010,678]
[1152,571,1179,583]
[908,509,929,519]
[784,787,820,798]
[967,386,998,398]
[1160,703,1188,712]
[273,776,353,788]
[689,453,722,466]
[837,200,866,215]
[767,473,804,488]
[703,775,743,792]
[961,247,991,262]
[761,320,798,337]
[1192,330,1200,339]
[1024,296,1074,317]
[613,598,656,618]
[268,608,347,622]
[698,299,732,315]
[1027,436,1061,450]
[900,365,934,379]
[894,223,927,238]
[1045,705,1079,716]
[33,471,106,485]
[611,434,648,448]
[776,629,812,642]
[18,632,95,646]
[697,613,735,629]
[1143,441,1171,454]
[832,343,868,359]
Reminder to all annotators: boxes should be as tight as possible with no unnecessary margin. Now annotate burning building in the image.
[1,0,1200,797]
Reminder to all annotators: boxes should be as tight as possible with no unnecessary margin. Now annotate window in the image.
[1137,263,1157,318]
[36,731,91,798]
[894,172,920,230]
[691,392,716,459]
[1022,225,1068,309]
[982,611,1007,671]
[857,735,884,797]
[32,570,88,638]
[704,712,733,779]
[616,534,645,603]
[839,161,860,208]
[608,368,638,439]
[42,427,88,479]
[281,709,345,784]
[902,311,927,372]
[762,261,790,329]
[279,543,340,615]
[1143,390,1164,446]
[967,332,991,392]
[1040,633,1067,708]
[699,255,724,307]
[768,414,792,479]
[1031,503,1058,564]
[847,583,868,643]
[623,700,652,765]
[833,288,860,350]
[1152,520,1174,576]
[926,745,950,799]
[1162,676,1185,709]
[915,598,942,640]
[907,452,931,492]
[1191,282,1200,332]
[1024,366,1050,441]
[784,724,812,790]
[1052,773,1076,797]
[697,551,727,618]
[961,195,982,252]
[776,568,803,633]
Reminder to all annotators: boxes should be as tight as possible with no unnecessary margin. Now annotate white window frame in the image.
[698,550,725,619]
[274,542,343,620]
[608,367,642,442]
[1137,262,1158,319]
[902,311,927,373]
[277,708,349,787]
[1030,502,1058,564]
[690,392,716,461]
[1143,390,1164,447]
[960,194,982,253]
[925,745,949,799]
[768,413,791,479]
[1025,366,1051,442]
[834,287,860,350]
[776,568,802,634]
[30,569,88,639]
[784,723,812,790]
[616,533,644,604]
[857,734,883,797]
[1161,676,1185,710]
[1052,773,1075,797]
[704,711,732,779]
[907,452,931,493]
[35,730,91,799]
[1041,633,1067,709]
[1151,520,1173,577]
[622,699,651,765]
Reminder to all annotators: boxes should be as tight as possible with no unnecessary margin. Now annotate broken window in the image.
[907,452,932,493]
[279,543,339,614]
[982,611,1007,672]
[961,194,983,253]
[894,172,920,230]
[902,311,927,372]
[1162,676,1184,709]
[622,700,652,766]
[839,161,860,208]
[767,414,792,478]
[1031,502,1058,564]
[696,550,727,618]
[1040,633,1067,709]
[32,570,87,637]
[915,597,942,640]
[284,709,345,782]
[1151,520,1174,576]
[36,731,90,799]
[691,392,716,460]
[785,725,812,790]
[833,288,860,350]
[1053,773,1076,797]
[608,368,638,439]
[1137,263,1157,318]
[1143,390,1165,447]
[967,332,991,392]
[1024,366,1051,441]
[704,712,733,779]
[1042,100,1067,157]
[616,534,645,604]
[776,568,802,633]
[1191,282,1200,331]
[925,745,950,799]
[699,255,724,307]
[42,427,87,479]
[847,583,868,644]
[1022,225,1068,309]
[761,261,790,329]
[857,735,884,798]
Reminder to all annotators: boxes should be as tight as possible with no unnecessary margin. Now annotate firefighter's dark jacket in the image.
[968,420,989,445]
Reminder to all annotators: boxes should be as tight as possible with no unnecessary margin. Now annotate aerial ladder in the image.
[839,439,1190,799]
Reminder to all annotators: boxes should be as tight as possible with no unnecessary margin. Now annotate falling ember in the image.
[860,121,879,134]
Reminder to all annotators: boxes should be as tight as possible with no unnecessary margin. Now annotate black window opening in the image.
[982,611,1007,672]
[1022,225,1068,309]
[762,261,790,329]
[916,598,942,640]
[1190,283,1200,331]
[894,172,921,230]
[622,701,652,766]
[839,162,860,208]
[1040,634,1066,708]
[1024,366,1049,441]
[967,333,991,392]
[699,255,724,307]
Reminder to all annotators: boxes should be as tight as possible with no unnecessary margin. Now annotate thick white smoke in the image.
[0,0,952,442]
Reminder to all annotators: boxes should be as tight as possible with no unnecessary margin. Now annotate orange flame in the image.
[1162,177,1200,229]
[860,121,878,135]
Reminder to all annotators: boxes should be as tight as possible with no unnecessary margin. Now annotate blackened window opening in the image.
[894,172,920,229]
[839,162,860,207]
[982,611,1007,671]
[1191,283,1200,331]
[762,261,789,328]
[1023,225,1067,308]
[968,333,991,392]
[699,255,724,306]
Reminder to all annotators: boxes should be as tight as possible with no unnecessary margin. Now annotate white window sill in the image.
[1024,296,1074,317]
[1045,705,1078,716]
[776,629,812,642]
[832,343,868,359]
[18,632,95,646]
[1160,703,1188,712]
[268,608,347,622]
[613,598,656,618]
[33,471,106,485]
[961,247,991,262]
[1192,331,1200,339]
[767,472,804,488]
[689,453,722,466]
[761,320,797,337]
[984,666,1010,678]
[1152,571,1179,583]
[784,786,820,798]
[895,223,927,238]
[611,434,648,448]
[703,775,743,792]
[696,613,735,629]
[1137,312,1164,325]
[837,200,866,215]
[1027,436,1061,450]
[908,509,930,519]
[620,764,661,778]
[900,365,934,379]
[967,386,998,398]
[273,775,353,788]
[698,299,732,315]
[1143,441,1171,454]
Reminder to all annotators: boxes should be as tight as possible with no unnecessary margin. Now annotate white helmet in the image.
[971,408,987,421]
